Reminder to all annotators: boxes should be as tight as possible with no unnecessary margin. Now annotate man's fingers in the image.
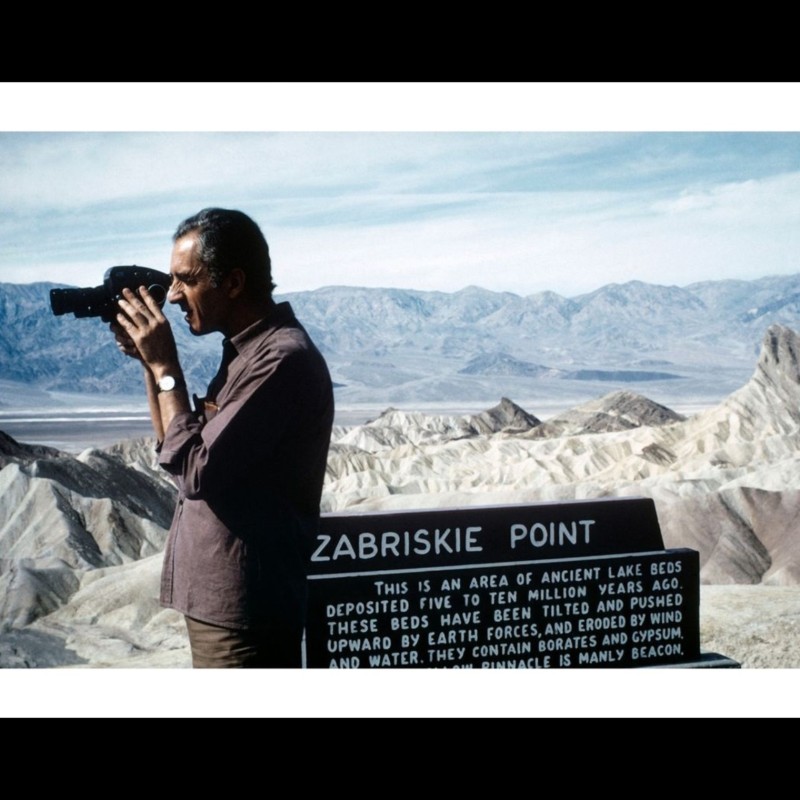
[109,319,142,361]
[117,340,139,357]
[120,286,166,321]
[118,288,149,320]
[114,288,177,372]
[115,309,134,329]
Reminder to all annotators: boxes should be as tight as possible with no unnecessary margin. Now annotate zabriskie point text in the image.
[311,519,597,562]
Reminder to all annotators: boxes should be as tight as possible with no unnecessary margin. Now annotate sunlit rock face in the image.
[324,325,800,586]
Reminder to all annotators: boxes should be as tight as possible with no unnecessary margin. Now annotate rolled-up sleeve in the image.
[158,411,206,479]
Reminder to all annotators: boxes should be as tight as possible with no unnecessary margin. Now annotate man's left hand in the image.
[116,286,181,378]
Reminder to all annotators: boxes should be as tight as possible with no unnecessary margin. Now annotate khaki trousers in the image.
[185,616,302,668]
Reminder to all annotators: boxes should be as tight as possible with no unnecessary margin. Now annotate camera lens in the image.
[50,288,74,316]
[50,285,110,318]
[148,283,167,306]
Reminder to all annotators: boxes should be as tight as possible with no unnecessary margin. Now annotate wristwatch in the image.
[157,375,184,393]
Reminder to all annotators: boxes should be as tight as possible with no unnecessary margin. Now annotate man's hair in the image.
[173,208,275,296]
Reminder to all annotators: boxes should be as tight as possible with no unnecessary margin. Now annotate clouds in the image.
[1,125,799,295]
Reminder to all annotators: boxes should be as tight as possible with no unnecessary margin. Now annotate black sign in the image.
[310,497,664,576]
[305,499,701,669]
[306,548,699,668]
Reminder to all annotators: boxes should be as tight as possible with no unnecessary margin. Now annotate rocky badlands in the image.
[1,326,799,679]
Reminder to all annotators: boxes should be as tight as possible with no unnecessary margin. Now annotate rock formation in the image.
[324,325,800,587]
[1,325,799,667]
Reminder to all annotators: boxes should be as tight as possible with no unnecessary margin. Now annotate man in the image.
[113,208,334,667]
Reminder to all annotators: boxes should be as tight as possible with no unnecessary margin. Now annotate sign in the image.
[309,497,664,574]
[304,498,702,669]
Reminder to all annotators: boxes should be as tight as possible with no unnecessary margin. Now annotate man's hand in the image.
[116,285,190,440]
[115,286,180,379]
[110,319,142,360]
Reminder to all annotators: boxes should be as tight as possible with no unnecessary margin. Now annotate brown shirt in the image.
[158,302,334,631]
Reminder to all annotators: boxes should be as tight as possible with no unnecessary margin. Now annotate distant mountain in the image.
[1,272,799,405]
[459,353,554,377]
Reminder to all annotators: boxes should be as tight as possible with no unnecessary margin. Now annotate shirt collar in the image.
[224,302,297,359]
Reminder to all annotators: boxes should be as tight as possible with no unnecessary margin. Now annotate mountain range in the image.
[1,272,800,406]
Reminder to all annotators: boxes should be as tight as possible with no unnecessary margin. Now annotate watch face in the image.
[159,376,176,392]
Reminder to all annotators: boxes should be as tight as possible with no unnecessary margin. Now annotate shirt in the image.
[158,302,334,631]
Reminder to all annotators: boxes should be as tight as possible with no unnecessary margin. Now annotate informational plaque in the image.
[304,498,702,668]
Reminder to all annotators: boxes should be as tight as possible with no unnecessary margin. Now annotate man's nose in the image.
[168,282,182,303]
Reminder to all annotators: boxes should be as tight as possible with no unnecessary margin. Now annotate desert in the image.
[2,324,799,679]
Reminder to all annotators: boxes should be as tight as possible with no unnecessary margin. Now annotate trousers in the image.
[185,616,303,668]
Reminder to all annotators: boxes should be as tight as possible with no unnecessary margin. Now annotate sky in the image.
[2,83,800,298]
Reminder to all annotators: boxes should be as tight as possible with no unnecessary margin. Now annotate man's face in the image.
[168,232,225,336]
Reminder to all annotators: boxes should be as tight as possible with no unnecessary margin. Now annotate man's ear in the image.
[226,268,246,299]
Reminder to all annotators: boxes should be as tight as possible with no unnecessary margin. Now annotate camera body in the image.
[50,266,172,323]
